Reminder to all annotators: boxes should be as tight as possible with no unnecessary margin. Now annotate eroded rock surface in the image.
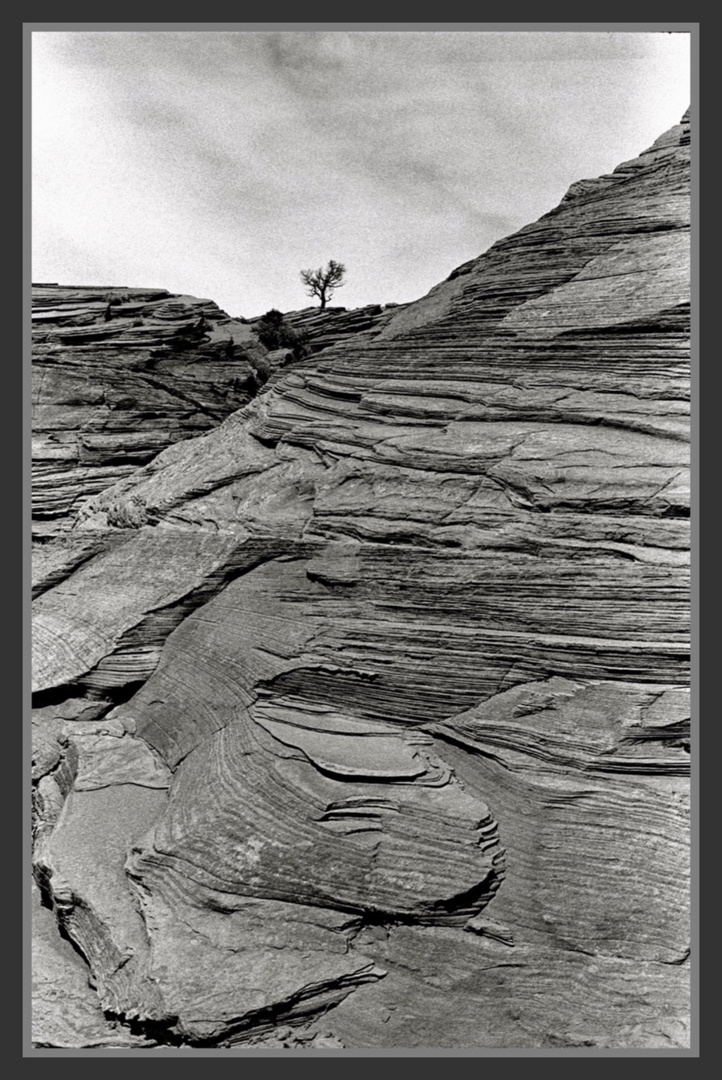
[31,111,690,1048]
[258,303,409,353]
[32,286,276,535]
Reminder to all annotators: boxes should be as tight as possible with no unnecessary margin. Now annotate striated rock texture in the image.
[256,302,409,353]
[32,111,690,1049]
[31,285,287,535]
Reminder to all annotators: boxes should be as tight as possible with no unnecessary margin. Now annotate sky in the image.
[31,29,691,319]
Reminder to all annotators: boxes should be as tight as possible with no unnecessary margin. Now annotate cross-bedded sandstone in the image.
[32,111,691,1048]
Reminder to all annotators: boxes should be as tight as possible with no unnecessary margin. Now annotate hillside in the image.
[31,110,691,1049]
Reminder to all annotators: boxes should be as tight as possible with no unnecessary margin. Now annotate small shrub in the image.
[255,309,310,358]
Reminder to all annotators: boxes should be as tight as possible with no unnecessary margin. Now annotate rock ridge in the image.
[32,111,690,1049]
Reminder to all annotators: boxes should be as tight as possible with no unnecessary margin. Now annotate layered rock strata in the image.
[32,111,690,1048]
[260,303,409,353]
[31,286,273,534]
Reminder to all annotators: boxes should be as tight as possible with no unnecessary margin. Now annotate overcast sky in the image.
[31,29,691,319]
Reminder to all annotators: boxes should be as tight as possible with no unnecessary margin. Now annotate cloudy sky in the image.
[31,29,691,319]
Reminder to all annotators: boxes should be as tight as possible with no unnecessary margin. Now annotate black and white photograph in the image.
[28,24,693,1053]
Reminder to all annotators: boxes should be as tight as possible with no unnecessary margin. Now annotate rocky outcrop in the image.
[260,303,409,353]
[32,111,690,1048]
[31,286,276,534]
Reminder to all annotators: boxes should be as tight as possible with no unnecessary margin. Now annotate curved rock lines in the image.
[32,111,691,1047]
[121,557,505,921]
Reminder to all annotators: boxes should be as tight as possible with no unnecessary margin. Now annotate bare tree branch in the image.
[299,260,347,309]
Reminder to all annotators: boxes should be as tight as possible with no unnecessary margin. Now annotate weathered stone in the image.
[32,286,268,534]
[31,882,156,1048]
[32,111,690,1048]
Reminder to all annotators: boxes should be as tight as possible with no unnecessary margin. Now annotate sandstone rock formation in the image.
[31,110,691,1049]
[31,287,272,535]
[260,303,409,354]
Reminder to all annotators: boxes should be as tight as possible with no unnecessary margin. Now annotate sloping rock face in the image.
[32,286,272,535]
[261,303,409,353]
[31,111,691,1049]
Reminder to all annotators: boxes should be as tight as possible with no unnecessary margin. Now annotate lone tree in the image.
[300,260,346,310]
